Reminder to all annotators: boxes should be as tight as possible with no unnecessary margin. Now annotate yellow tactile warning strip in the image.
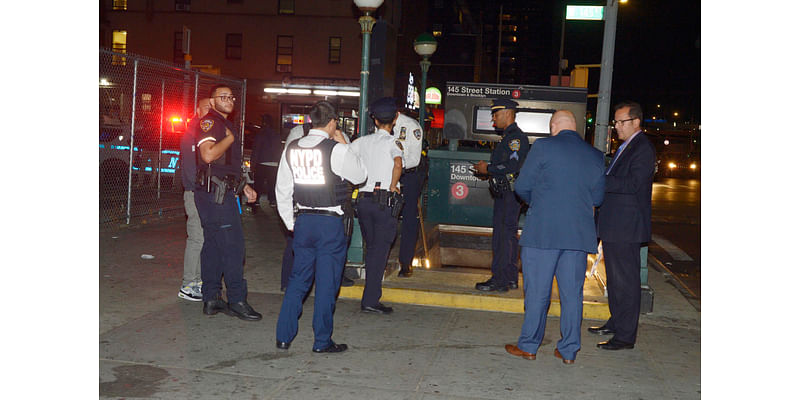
[338,285,610,320]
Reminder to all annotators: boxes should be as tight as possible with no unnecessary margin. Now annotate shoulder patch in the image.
[395,140,404,151]
[200,119,214,133]
[509,138,521,151]
[413,129,421,140]
[399,126,407,140]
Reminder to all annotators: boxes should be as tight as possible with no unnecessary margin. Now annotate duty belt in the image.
[403,166,419,173]
[295,209,342,218]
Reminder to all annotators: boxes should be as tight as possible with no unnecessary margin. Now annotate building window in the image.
[175,0,191,12]
[276,35,293,72]
[329,37,341,64]
[112,0,127,11]
[112,30,127,65]
[278,0,294,15]
[226,33,243,60]
[174,32,184,65]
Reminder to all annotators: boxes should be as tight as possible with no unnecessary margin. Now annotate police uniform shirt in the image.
[350,129,404,193]
[195,108,241,177]
[488,122,530,177]
[392,113,423,169]
[275,129,366,231]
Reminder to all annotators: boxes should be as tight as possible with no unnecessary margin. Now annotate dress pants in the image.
[398,170,423,267]
[491,190,521,285]
[194,189,246,303]
[356,197,397,307]
[276,214,347,350]
[517,247,587,359]
[602,241,642,344]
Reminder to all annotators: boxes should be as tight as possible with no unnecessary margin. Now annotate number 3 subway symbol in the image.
[451,182,469,200]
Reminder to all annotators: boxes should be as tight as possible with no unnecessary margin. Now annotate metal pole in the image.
[157,79,164,199]
[358,14,377,138]
[126,59,139,225]
[594,0,618,154]
[419,58,430,128]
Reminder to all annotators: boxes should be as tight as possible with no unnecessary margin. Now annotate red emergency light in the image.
[169,115,186,133]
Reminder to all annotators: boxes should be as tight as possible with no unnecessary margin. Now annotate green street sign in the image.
[566,5,604,21]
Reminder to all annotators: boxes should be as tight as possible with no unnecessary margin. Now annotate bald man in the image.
[504,110,605,364]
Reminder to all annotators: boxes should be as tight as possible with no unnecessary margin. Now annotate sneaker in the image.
[178,283,202,302]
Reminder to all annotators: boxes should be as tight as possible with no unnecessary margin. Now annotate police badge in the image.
[413,129,421,140]
[509,139,521,151]
[395,140,404,151]
[200,119,214,132]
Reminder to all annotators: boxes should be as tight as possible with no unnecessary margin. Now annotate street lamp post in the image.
[354,0,384,138]
[414,33,437,130]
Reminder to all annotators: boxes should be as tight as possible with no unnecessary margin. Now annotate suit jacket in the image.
[596,131,656,243]
[515,130,605,253]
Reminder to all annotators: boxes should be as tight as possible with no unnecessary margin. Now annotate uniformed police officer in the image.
[195,84,262,321]
[350,97,404,314]
[393,112,424,277]
[275,101,366,353]
[473,98,531,292]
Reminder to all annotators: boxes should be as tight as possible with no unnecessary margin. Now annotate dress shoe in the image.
[475,279,509,292]
[398,265,413,278]
[229,301,262,321]
[312,342,348,353]
[341,276,355,287]
[587,325,615,335]
[203,297,230,316]
[508,281,519,289]
[597,339,635,350]
[554,348,575,364]
[361,303,394,314]
[504,344,536,360]
[276,340,291,350]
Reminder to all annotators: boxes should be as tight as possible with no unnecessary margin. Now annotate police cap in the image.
[369,97,398,120]
[490,98,518,113]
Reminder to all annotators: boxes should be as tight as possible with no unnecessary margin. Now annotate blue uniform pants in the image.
[491,190,521,285]
[517,247,587,360]
[194,190,247,303]
[280,231,294,291]
[276,214,347,350]
[398,170,423,267]
[356,197,397,307]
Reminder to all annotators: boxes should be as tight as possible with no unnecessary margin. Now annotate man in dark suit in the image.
[504,110,605,364]
[590,101,656,350]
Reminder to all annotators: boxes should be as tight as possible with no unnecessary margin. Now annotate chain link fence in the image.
[100,48,247,229]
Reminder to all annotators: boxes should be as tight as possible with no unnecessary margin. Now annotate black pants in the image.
[602,241,643,344]
[356,197,397,307]
[398,169,423,267]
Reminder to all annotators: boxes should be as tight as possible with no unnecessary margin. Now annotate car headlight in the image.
[668,162,677,169]
[689,163,697,169]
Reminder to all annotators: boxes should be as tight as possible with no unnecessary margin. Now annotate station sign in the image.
[425,87,442,105]
[566,5,604,21]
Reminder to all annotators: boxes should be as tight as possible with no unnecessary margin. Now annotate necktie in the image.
[606,141,629,175]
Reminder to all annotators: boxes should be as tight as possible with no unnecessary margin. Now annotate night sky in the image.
[562,0,701,122]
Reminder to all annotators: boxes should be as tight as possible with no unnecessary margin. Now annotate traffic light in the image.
[586,112,594,125]
[570,68,589,88]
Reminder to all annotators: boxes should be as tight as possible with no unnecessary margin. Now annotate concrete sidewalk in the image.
[100,211,700,399]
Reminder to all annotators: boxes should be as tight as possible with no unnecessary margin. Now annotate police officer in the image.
[350,97,404,314]
[275,101,366,353]
[393,112,424,277]
[178,97,211,302]
[195,84,262,321]
[473,98,530,292]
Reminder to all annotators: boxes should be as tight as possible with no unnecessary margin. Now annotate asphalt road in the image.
[649,178,701,307]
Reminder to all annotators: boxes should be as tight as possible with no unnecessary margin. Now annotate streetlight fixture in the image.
[354,0,384,137]
[413,32,437,129]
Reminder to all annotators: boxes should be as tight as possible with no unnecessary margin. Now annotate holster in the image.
[210,176,227,204]
[488,174,516,198]
[341,199,355,237]
[388,192,404,219]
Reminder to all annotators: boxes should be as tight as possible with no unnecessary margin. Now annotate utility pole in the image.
[594,0,618,154]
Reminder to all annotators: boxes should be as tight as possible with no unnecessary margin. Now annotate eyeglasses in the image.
[611,118,635,126]
[214,95,236,102]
